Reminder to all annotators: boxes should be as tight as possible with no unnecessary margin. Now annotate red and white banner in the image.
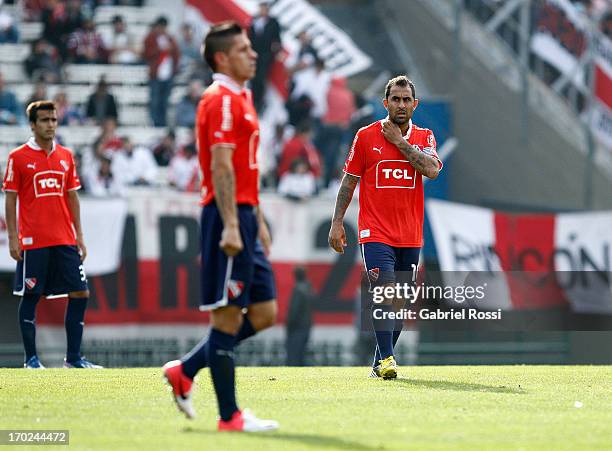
[18,191,361,326]
[0,196,128,276]
[532,0,612,147]
[427,199,612,314]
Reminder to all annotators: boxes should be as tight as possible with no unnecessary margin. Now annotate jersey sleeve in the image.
[2,154,20,192]
[66,152,81,191]
[422,130,442,170]
[343,131,366,177]
[202,93,240,149]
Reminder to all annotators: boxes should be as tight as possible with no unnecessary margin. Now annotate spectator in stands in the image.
[177,23,201,79]
[25,80,48,106]
[0,72,22,125]
[277,121,322,181]
[287,57,330,127]
[601,11,612,38]
[111,136,158,186]
[168,141,199,191]
[85,76,118,125]
[24,0,46,21]
[24,38,63,83]
[67,18,108,64]
[248,0,282,112]
[93,117,122,156]
[174,79,203,128]
[151,129,176,166]
[86,155,126,197]
[102,15,140,65]
[278,158,317,201]
[41,0,84,60]
[0,6,19,43]
[143,16,180,127]
[54,91,84,125]
[316,76,356,186]
[287,30,317,76]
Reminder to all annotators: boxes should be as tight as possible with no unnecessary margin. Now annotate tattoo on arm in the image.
[332,174,359,223]
[398,142,439,179]
[212,146,238,226]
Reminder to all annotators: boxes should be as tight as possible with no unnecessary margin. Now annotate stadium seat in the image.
[0,44,30,63]
[64,64,149,84]
[94,6,168,26]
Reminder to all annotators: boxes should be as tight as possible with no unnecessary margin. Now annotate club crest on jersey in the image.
[368,268,380,281]
[33,171,64,197]
[227,279,244,300]
[375,160,416,189]
[25,278,37,290]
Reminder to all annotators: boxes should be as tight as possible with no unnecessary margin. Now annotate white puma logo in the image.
[372,147,382,154]
[27,163,36,170]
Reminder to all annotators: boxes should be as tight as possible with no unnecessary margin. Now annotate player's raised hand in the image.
[220,224,244,256]
[9,236,22,261]
[381,119,405,148]
[328,222,347,254]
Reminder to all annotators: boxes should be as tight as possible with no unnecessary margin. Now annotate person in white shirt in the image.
[112,136,159,186]
[102,15,140,65]
[168,142,199,191]
[278,158,317,201]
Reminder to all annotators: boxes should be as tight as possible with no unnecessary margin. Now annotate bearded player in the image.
[328,75,442,379]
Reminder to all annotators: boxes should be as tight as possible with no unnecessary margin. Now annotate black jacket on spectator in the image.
[86,92,118,124]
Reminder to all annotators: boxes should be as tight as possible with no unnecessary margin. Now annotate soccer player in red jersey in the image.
[3,101,101,369]
[162,22,278,432]
[329,76,442,378]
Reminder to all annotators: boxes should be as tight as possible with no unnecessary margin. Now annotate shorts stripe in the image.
[13,249,26,296]
[198,256,234,312]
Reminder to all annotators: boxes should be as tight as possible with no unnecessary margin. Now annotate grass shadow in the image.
[391,377,526,394]
[182,428,377,450]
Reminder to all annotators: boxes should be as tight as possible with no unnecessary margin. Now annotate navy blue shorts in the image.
[14,245,88,297]
[361,242,420,289]
[199,203,276,311]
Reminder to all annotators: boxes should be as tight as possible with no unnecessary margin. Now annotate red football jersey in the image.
[343,120,442,247]
[2,138,81,250]
[197,74,259,206]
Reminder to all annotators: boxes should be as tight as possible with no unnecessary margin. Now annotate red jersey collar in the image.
[27,137,56,154]
[212,73,246,95]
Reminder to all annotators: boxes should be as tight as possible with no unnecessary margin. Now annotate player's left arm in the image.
[382,120,440,179]
[255,206,272,255]
[67,190,87,261]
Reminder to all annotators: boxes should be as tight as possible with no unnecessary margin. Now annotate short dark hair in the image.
[26,100,56,123]
[203,21,244,72]
[384,75,416,99]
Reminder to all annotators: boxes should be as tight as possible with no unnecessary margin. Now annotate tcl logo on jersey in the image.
[375,160,416,189]
[33,171,65,197]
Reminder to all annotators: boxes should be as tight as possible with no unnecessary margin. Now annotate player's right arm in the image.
[329,132,365,254]
[211,144,243,257]
[328,173,359,254]
[3,154,21,261]
[5,191,21,261]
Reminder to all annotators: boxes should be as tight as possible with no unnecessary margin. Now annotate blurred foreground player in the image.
[3,101,101,369]
[163,22,278,432]
[328,76,442,378]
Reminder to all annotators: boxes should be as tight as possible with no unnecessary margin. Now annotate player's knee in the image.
[247,300,277,331]
[259,301,277,330]
[211,306,243,335]
[68,290,89,298]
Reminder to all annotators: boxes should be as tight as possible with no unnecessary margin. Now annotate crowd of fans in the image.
[0,0,376,201]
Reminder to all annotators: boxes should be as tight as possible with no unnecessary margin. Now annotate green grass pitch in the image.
[1,366,611,450]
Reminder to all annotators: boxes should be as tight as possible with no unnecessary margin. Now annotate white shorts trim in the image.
[198,256,234,311]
